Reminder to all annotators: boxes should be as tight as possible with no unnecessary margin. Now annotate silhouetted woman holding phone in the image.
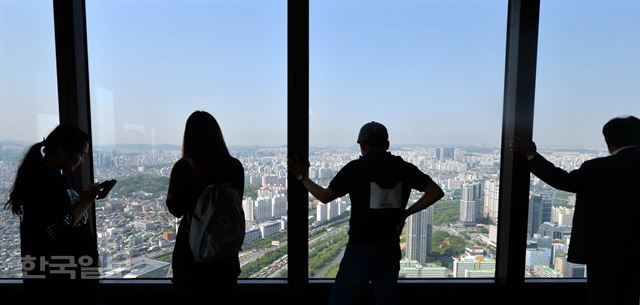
[4,124,101,305]
[167,111,244,304]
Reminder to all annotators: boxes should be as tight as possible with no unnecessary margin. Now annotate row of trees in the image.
[240,246,288,278]
[308,232,348,277]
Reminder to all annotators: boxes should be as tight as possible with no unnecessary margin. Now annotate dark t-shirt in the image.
[328,151,432,245]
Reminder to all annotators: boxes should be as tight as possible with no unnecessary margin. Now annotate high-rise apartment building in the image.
[525,247,552,268]
[483,178,499,224]
[243,199,255,221]
[460,182,482,223]
[406,206,434,262]
[435,147,455,162]
[554,255,587,278]
[551,206,574,226]
[528,193,552,238]
[316,203,328,222]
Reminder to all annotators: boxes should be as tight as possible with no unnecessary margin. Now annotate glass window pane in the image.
[527,0,640,278]
[309,0,507,279]
[86,0,287,279]
[0,0,59,278]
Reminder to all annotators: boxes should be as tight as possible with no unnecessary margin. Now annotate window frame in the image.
[2,0,586,292]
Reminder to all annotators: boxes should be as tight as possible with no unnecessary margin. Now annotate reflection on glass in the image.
[86,0,287,279]
[309,0,507,279]
[527,0,640,278]
[0,0,59,278]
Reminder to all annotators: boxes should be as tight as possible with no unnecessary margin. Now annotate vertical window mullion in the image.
[287,0,310,290]
[52,0,96,253]
[496,0,540,289]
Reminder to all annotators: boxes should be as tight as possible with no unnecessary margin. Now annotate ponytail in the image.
[4,141,46,215]
[4,124,89,216]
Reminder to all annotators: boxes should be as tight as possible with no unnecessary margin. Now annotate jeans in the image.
[328,243,401,305]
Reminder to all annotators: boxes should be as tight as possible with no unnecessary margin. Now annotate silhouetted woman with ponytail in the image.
[4,124,100,305]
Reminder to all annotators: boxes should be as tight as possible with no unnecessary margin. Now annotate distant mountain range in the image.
[92,143,286,153]
[1,140,604,155]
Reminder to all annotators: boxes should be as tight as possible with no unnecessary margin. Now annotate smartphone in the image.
[97,179,117,199]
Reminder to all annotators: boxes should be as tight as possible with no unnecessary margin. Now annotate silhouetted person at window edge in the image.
[511,115,640,305]
[166,111,244,304]
[289,121,444,305]
[4,124,100,305]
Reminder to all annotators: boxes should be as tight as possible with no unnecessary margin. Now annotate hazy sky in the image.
[1,0,638,149]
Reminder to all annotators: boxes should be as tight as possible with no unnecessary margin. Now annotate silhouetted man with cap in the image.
[512,115,640,305]
[290,121,444,305]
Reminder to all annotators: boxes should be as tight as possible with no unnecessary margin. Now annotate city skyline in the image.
[0,138,593,279]
[0,139,614,154]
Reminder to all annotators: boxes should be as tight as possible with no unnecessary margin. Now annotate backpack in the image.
[188,183,246,263]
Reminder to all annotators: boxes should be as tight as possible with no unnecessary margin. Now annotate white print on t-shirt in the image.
[369,182,402,209]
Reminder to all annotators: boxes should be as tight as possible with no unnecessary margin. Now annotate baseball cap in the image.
[357,121,389,144]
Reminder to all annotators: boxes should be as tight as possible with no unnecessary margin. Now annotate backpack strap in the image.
[181,158,223,228]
